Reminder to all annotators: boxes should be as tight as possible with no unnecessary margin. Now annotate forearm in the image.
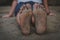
[43,0,50,13]
[9,0,18,16]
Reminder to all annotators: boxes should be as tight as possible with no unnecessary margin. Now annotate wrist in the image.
[8,13,13,16]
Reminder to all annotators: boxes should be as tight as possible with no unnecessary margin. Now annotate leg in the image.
[33,3,47,34]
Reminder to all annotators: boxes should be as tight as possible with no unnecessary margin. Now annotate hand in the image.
[47,10,56,16]
[49,12,56,16]
[2,14,12,18]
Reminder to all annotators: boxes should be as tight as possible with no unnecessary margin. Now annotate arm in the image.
[9,0,18,16]
[3,0,18,18]
[43,0,50,14]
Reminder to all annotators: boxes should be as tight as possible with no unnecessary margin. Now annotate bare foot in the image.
[26,3,31,9]
[17,4,32,35]
[19,4,26,14]
[16,5,26,26]
[33,3,47,34]
[33,3,40,10]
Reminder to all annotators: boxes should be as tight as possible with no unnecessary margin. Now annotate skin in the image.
[3,0,18,18]
[16,5,26,25]
[43,0,55,15]
[33,3,47,34]
[2,0,52,18]
[17,4,32,35]
[43,0,50,13]
[2,0,53,35]
[17,4,32,26]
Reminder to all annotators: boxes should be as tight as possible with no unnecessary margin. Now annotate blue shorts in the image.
[14,1,35,16]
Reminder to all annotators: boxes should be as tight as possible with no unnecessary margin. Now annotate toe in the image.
[26,3,31,9]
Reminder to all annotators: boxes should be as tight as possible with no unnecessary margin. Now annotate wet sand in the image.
[0,6,60,40]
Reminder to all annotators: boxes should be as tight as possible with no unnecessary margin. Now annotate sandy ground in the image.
[0,6,60,40]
